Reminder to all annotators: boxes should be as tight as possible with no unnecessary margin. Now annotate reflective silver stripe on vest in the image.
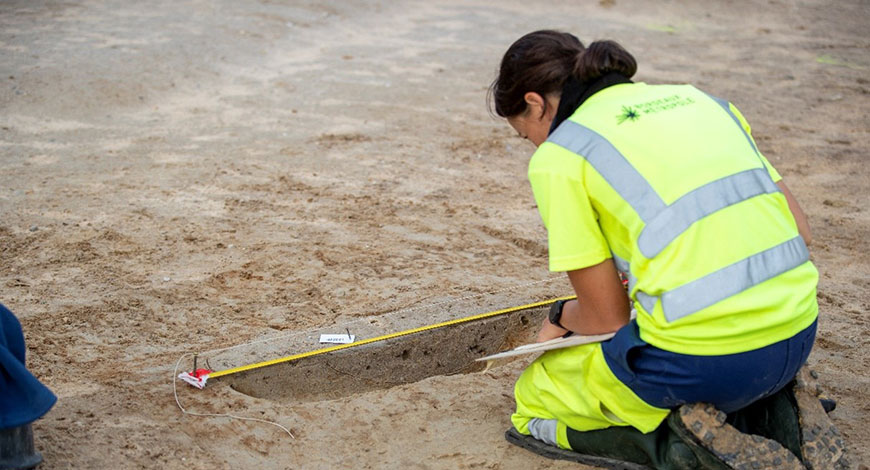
[549,122,665,221]
[635,291,659,316]
[612,253,658,315]
[549,117,796,322]
[657,236,809,322]
[707,94,760,157]
[636,168,780,258]
[549,121,781,259]
[611,253,637,293]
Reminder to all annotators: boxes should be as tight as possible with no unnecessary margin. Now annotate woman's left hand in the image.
[537,316,569,342]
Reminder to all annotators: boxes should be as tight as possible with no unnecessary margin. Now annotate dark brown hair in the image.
[489,30,637,117]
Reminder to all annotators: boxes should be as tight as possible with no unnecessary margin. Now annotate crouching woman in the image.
[489,30,848,469]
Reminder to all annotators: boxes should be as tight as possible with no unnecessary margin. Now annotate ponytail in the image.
[573,40,637,82]
[489,32,637,118]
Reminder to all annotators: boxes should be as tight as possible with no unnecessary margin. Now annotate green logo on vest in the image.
[617,106,641,124]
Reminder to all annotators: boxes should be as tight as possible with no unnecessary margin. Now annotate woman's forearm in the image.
[559,260,631,335]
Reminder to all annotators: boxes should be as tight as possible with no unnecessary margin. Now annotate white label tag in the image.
[319,334,355,344]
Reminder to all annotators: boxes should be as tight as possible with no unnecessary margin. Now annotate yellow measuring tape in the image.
[208,295,576,380]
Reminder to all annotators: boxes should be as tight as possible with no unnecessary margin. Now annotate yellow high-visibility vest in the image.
[529,82,818,356]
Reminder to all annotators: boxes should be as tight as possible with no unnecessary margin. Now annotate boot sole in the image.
[793,367,851,470]
[504,427,650,470]
[673,403,805,470]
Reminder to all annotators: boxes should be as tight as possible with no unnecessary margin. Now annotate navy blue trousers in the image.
[1,302,57,428]
[601,319,816,413]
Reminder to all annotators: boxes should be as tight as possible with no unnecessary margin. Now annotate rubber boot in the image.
[726,381,803,459]
[565,422,701,470]
[506,423,698,470]
[668,403,805,470]
[0,424,43,470]
[728,367,852,470]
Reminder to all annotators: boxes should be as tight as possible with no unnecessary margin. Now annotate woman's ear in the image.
[523,92,547,120]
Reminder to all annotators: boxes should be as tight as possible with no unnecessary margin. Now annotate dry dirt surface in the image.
[1,0,868,469]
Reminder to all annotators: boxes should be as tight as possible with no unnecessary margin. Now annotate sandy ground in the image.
[1,0,868,468]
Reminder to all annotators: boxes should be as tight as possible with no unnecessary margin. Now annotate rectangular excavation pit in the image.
[222,306,546,403]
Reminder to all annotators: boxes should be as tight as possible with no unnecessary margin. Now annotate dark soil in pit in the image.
[224,307,546,403]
